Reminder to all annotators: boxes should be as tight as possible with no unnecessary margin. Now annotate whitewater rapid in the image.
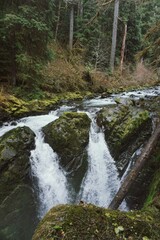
[78,113,120,207]
[2,85,159,216]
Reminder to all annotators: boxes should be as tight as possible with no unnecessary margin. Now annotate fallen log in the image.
[108,123,160,210]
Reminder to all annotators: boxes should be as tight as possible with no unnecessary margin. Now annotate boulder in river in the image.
[0,126,35,203]
[43,112,91,193]
[32,203,160,240]
[96,101,152,174]
[97,101,154,209]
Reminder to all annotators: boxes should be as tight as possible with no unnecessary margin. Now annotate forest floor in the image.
[40,43,159,95]
[1,43,159,99]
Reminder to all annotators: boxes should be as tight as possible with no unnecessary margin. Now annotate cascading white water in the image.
[0,111,69,217]
[79,114,121,207]
[30,131,69,217]
[120,147,142,184]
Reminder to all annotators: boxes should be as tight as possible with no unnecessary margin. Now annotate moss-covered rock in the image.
[96,102,153,209]
[97,102,152,172]
[0,92,93,122]
[43,112,91,193]
[0,126,35,203]
[32,204,160,240]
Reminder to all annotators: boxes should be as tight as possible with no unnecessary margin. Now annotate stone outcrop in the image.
[96,100,152,174]
[32,203,160,240]
[0,185,38,240]
[43,112,91,193]
[0,126,35,203]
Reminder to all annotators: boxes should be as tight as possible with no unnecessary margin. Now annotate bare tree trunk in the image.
[11,32,16,86]
[108,123,160,210]
[78,0,83,17]
[120,23,127,74]
[55,0,62,41]
[110,0,119,72]
[69,4,74,50]
[95,38,100,71]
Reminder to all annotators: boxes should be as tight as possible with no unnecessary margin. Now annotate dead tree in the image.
[120,23,127,74]
[110,0,120,72]
[108,123,160,210]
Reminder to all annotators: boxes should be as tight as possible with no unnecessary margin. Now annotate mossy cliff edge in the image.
[33,203,160,240]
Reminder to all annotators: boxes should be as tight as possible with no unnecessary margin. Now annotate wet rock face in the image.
[43,112,91,193]
[0,185,38,240]
[0,126,35,203]
[96,101,154,210]
[96,101,152,175]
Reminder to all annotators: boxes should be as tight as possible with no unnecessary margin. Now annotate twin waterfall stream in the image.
[0,86,160,236]
[0,109,125,218]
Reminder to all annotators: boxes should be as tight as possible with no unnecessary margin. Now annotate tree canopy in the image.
[0,0,159,88]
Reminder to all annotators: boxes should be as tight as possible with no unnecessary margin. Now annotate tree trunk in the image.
[120,23,127,74]
[108,123,160,210]
[110,0,119,72]
[11,33,16,86]
[95,38,100,70]
[78,0,83,17]
[55,0,62,41]
[69,4,74,50]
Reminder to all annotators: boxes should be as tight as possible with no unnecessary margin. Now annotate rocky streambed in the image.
[0,86,160,239]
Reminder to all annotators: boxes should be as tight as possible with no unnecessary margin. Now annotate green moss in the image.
[142,141,160,209]
[0,127,35,203]
[43,112,90,193]
[43,112,90,155]
[33,204,160,240]
[97,104,151,157]
[0,91,93,121]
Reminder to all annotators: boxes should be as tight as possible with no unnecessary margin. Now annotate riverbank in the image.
[0,86,160,240]
[0,80,159,123]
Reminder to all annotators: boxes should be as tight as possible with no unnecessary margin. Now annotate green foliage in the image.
[136,0,160,67]
[137,21,160,67]
[0,0,159,91]
[0,0,55,87]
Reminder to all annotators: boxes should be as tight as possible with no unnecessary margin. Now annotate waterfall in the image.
[121,147,142,184]
[30,131,68,218]
[0,111,69,218]
[21,112,69,217]
[78,114,121,207]
[0,106,130,216]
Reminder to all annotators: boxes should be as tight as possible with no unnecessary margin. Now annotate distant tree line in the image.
[0,0,159,87]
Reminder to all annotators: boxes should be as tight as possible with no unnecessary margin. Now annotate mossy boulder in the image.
[0,126,35,203]
[43,112,91,193]
[32,204,160,240]
[97,102,152,173]
[96,102,153,209]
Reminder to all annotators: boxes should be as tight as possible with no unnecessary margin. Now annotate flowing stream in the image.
[78,113,120,207]
[0,86,160,239]
[0,111,70,218]
[0,107,126,217]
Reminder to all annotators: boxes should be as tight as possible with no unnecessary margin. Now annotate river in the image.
[0,86,160,240]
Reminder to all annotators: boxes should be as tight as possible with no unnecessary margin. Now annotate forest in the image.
[0,0,159,96]
[0,1,160,240]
